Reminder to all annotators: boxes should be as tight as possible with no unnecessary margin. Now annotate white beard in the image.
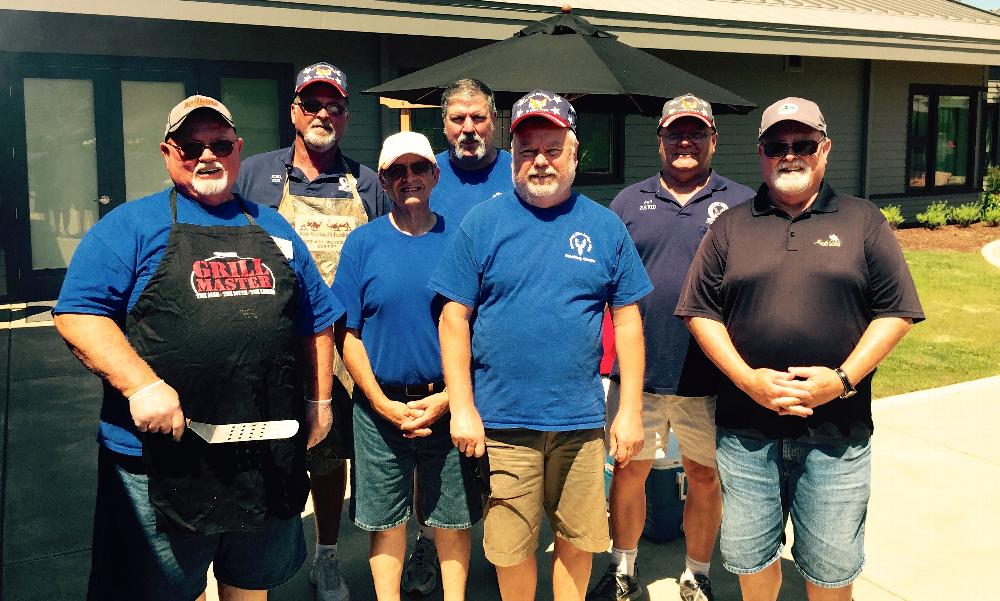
[304,127,337,152]
[191,162,230,196]
[770,160,812,195]
[452,132,487,162]
[515,168,575,204]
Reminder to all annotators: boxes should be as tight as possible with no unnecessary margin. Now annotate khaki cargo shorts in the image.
[604,379,717,468]
[482,428,610,567]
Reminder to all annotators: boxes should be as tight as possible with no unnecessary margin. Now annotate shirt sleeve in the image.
[428,225,481,307]
[609,228,653,307]
[865,219,925,322]
[53,219,137,318]
[330,231,364,330]
[674,226,728,322]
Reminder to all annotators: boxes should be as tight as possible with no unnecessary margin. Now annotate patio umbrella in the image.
[363,7,756,116]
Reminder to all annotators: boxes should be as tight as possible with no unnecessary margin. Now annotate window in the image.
[907,86,979,192]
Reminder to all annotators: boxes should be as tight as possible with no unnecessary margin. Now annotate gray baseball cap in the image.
[758,97,826,139]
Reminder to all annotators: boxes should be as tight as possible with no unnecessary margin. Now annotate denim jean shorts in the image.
[88,448,306,601]
[350,398,482,531]
[715,429,871,588]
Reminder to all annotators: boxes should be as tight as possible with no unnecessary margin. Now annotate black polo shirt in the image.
[609,170,753,395]
[675,181,924,443]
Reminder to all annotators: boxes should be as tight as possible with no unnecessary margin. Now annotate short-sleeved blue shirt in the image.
[331,215,449,386]
[430,149,513,228]
[234,146,390,219]
[54,187,344,456]
[610,170,753,394]
[429,191,653,431]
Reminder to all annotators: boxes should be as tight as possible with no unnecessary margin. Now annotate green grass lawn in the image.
[873,250,1000,398]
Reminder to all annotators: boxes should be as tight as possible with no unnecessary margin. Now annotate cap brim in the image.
[378,152,437,171]
[295,78,348,98]
[510,112,571,134]
[658,112,714,130]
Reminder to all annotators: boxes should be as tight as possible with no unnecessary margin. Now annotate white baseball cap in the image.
[378,131,437,170]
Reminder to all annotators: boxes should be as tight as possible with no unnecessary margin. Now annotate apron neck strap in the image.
[170,188,256,226]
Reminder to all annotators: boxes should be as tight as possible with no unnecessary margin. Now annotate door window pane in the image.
[122,81,186,201]
[936,96,969,186]
[222,78,280,159]
[577,113,613,174]
[908,94,929,188]
[24,78,98,270]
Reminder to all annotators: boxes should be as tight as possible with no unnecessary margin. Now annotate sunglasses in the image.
[166,139,236,160]
[381,160,434,181]
[760,138,823,158]
[660,130,712,142]
[295,99,347,116]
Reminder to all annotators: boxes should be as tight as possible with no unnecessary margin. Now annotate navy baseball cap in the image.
[295,63,348,97]
[658,93,715,131]
[510,90,578,133]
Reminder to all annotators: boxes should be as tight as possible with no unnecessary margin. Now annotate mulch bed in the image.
[894,222,1000,253]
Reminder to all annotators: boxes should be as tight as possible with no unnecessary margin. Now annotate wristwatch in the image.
[834,367,857,399]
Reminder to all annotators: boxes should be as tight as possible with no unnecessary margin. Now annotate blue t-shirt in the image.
[429,191,653,431]
[54,187,344,456]
[609,171,753,394]
[331,215,450,386]
[234,146,390,219]
[430,149,513,227]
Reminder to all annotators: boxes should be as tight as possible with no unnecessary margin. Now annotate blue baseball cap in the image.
[510,90,578,133]
[295,63,348,97]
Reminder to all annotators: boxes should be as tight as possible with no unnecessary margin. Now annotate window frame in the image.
[905,84,981,195]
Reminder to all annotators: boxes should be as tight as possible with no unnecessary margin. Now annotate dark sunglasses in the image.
[295,99,347,116]
[760,137,823,158]
[166,139,236,160]
[381,160,434,181]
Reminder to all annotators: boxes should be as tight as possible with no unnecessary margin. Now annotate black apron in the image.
[125,190,309,534]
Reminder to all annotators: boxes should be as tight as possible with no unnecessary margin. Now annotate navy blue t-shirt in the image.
[235,146,390,219]
[430,149,513,227]
[610,171,753,394]
[331,215,449,386]
[54,188,344,456]
[429,191,653,431]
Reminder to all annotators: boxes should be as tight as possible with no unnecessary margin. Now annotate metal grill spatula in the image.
[187,420,299,443]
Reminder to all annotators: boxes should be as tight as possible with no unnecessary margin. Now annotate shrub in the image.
[984,192,1000,214]
[949,202,980,227]
[916,201,949,230]
[880,204,905,229]
[984,166,1000,195]
[983,205,1000,227]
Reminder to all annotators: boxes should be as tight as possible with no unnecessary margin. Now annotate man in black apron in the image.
[54,95,343,601]
[235,62,388,601]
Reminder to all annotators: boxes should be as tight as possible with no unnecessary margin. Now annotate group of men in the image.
[54,59,922,601]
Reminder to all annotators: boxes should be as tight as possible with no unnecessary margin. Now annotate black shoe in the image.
[678,571,714,601]
[586,565,644,601]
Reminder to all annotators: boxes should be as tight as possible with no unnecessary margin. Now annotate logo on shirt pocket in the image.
[564,232,596,264]
[814,234,843,248]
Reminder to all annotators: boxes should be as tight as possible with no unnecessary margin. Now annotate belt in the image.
[380,380,445,400]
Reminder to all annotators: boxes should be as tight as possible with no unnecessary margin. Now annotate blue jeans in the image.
[88,448,305,601]
[716,429,871,588]
[350,398,482,531]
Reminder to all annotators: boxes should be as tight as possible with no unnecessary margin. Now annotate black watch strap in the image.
[834,367,856,399]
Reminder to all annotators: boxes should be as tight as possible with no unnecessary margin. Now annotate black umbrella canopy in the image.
[363,9,755,116]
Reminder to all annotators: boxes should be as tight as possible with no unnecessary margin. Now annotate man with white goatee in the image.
[236,62,389,601]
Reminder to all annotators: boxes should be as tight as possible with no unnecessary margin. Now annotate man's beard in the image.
[191,162,230,196]
[451,132,487,163]
[514,167,575,204]
[303,125,338,152]
[770,159,812,195]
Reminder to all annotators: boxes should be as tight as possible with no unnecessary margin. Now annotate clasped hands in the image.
[374,390,450,438]
[743,366,846,417]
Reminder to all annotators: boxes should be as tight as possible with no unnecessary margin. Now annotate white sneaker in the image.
[310,549,351,601]
[401,534,439,595]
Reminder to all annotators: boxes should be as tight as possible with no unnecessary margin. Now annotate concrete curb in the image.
[872,375,1000,413]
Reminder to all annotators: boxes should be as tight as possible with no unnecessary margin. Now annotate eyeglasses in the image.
[381,160,434,181]
[166,139,236,160]
[295,99,347,116]
[760,137,824,158]
[660,130,712,143]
